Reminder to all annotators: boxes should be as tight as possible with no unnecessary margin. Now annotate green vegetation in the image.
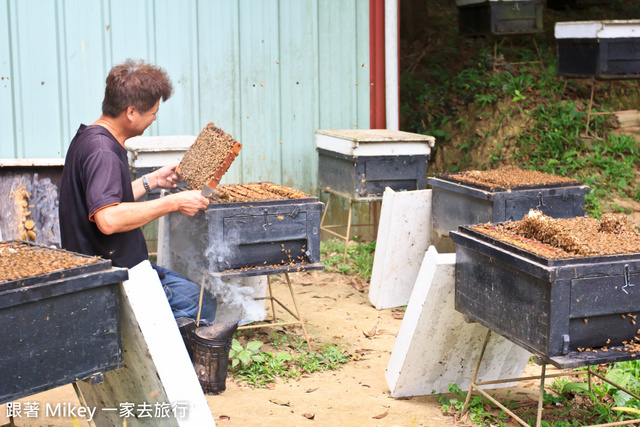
[228,333,350,387]
[438,362,640,426]
[320,238,376,280]
[401,1,640,218]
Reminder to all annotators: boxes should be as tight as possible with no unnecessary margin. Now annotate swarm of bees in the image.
[473,210,640,259]
[178,123,239,190]
[0,241,98,283]
[445,168,580,191]
[599,213,627,234]
[223,244,310,273]
[211,183,310,203]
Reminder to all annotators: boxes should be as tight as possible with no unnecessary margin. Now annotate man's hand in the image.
[94,189,209,235]
[152,163,181,189]
[172,190,209,216]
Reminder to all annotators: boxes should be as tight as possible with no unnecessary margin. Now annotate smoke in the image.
[161,204,268,326]
[204,274,267,326]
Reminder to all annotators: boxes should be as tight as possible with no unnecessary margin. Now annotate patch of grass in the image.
[320,238,376,280]
[228,338,350,387]
[514,102,640,217]
[440,362,640,426]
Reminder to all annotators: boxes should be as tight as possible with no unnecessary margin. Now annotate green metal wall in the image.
[0,0,370,194]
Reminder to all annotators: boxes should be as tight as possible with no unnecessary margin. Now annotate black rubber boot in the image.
[176,317,197,360]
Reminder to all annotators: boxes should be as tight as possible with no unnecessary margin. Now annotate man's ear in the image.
[125,106,136,122]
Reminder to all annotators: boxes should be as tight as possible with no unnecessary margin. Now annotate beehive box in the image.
[0,242,128,404]
[456,0,543,37]
[451,215,640,368]
[316,129,435,199]
[556,20,640,79]
[429,169,589,238]
[163,183,324,278]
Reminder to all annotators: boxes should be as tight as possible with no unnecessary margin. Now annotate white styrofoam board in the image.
[76,261,216,426]
[369,188,432,310]
[386,247,531,397]
[126,135,196,168]
[315,130,435,157]
[555,20,640,39]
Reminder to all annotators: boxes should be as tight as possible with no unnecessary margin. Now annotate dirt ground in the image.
[0,269,556,427]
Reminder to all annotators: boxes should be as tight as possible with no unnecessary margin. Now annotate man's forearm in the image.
[94,196,177,234]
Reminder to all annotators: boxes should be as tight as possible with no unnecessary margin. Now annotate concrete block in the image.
[369,188,432,309]
[386,247,531,397]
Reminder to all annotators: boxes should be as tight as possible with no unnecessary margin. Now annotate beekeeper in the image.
[59,59,217,326]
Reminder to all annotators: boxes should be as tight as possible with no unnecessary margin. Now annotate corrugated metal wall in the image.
[0,0,370,194]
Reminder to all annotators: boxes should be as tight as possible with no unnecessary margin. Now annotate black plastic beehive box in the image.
[429,175,589,238]
[0,244,128,404]
[451,226,640,368]
[556,20,640,79]
[457,0,543,37]
[166,192,324,278]
[318,149,428,199]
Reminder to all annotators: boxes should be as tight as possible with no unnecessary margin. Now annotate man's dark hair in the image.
[102,59,174,117]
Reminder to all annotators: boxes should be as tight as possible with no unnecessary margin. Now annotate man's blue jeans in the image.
[151,264,217,326]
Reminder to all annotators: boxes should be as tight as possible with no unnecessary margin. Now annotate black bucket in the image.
[192,321,238,395]
[176,317,197,360]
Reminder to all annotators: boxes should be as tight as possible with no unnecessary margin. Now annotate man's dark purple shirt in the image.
[59,124,148,268]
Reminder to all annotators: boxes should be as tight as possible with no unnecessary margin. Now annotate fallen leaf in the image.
[363,324,378,338]
[302,413,315,419]
[372,409,389,419]
[306,388,318,393]
[269,398,290,407]
[392,312,404,319]
[349,278,367,292]
[218,415,231,420]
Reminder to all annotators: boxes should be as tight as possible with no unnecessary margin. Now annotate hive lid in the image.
[315,129,435,157]
[195,321,238,341]
[0,159,65,167]
[555,20,640,39]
